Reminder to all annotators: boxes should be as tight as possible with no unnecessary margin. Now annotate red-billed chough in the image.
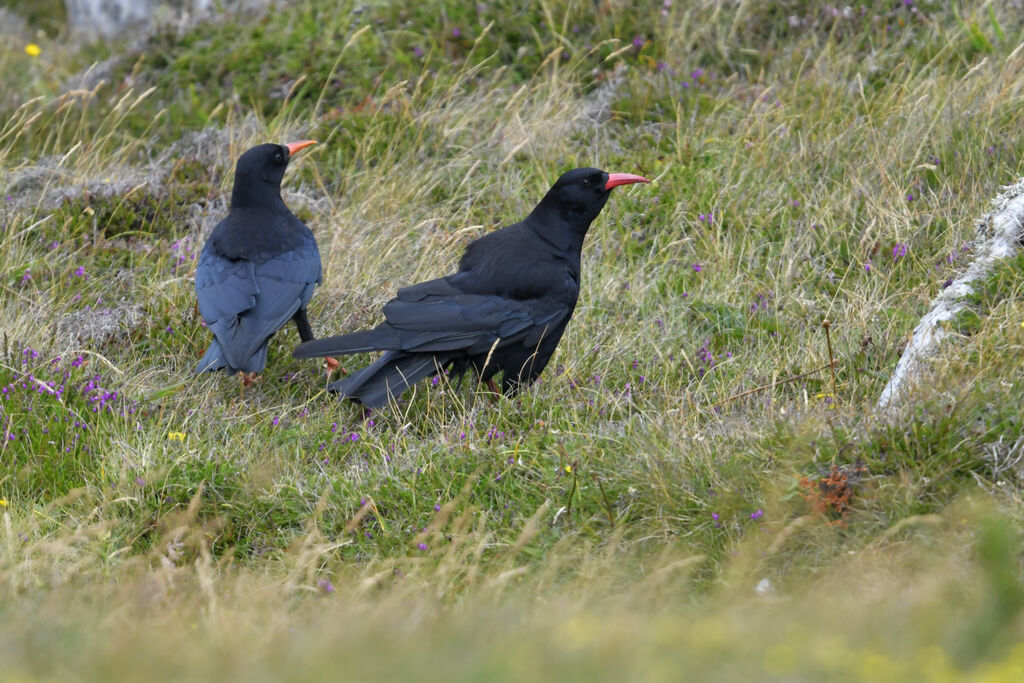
[293,167,649,408]
[195,140,336,385]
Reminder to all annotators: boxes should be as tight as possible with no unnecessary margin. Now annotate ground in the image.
[2,1,1024,679]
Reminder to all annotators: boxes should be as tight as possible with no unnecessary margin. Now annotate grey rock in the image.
[56,299,144,347]
[0,8,31,40]
[62,0,270,38]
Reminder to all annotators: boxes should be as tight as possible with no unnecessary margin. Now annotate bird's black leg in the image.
[294,308,340,373]
[293,308,315,342]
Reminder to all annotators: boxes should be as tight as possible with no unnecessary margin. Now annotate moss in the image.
[52,158,212,239]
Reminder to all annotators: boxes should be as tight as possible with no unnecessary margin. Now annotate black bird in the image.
[195,140,336,385]
[293,167,649,408]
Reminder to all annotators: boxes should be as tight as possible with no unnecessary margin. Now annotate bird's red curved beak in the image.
[286,140,317,156]
[604,173,650,190]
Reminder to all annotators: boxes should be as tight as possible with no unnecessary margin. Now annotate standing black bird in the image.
[195,140,335,385]
[293,167,649,408]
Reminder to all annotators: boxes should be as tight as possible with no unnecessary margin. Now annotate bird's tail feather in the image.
[293,327,399,359]
[195,340,268,375]
[195,342,227,373]
[328,351,446,408]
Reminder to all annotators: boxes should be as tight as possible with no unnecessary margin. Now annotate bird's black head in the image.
[528,167,649,246]
[229,140,316,209]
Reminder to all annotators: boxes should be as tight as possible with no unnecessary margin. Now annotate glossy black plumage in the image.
[293,167,648,408]
[195,142,322,376]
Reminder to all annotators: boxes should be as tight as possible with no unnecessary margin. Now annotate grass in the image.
[2,0,1024,679]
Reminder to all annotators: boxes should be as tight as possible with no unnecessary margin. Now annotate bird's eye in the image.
[580,177,591,187]
[274,152,284,163]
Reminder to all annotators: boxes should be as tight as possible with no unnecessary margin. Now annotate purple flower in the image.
[74,266,86,277]
[272,416,280,426]
[892,243,908,261]
[433,503,441,512]
[633,35,644,48]
[20,271,30,283]
[906,193,914,201]
[864,260,872,273]
[412,45,424,57]
[135,476,146,487]
[691,68,704,79]
[693,263,702,272]
[681,81,690,89]
[452,28,461,37]
[750,509,764,520]
[418,542,428,551]
[317,578,334,594]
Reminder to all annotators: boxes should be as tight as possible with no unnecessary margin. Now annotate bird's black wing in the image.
[293,277,569,359]
[197,239,321,371]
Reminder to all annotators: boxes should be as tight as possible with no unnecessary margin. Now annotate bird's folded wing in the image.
[197,245,321,368]
[382,294,563,351]
[395,277,463,301]
[196,250,260,327]
[294,291,568,358]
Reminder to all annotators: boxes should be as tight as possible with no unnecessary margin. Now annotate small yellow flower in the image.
[564,465,573,474]
[0,498,7,507]
[25,43,41,57]
[167,432,185,441]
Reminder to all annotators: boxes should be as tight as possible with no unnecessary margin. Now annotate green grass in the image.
[2,0,1024,679]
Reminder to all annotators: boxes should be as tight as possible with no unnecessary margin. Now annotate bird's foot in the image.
[324,357,341,374]
[240,371,261,388]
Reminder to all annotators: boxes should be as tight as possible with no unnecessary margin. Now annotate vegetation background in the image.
[2,0,1024,679]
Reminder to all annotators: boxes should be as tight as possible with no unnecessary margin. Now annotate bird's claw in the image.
[324,357,340,374]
